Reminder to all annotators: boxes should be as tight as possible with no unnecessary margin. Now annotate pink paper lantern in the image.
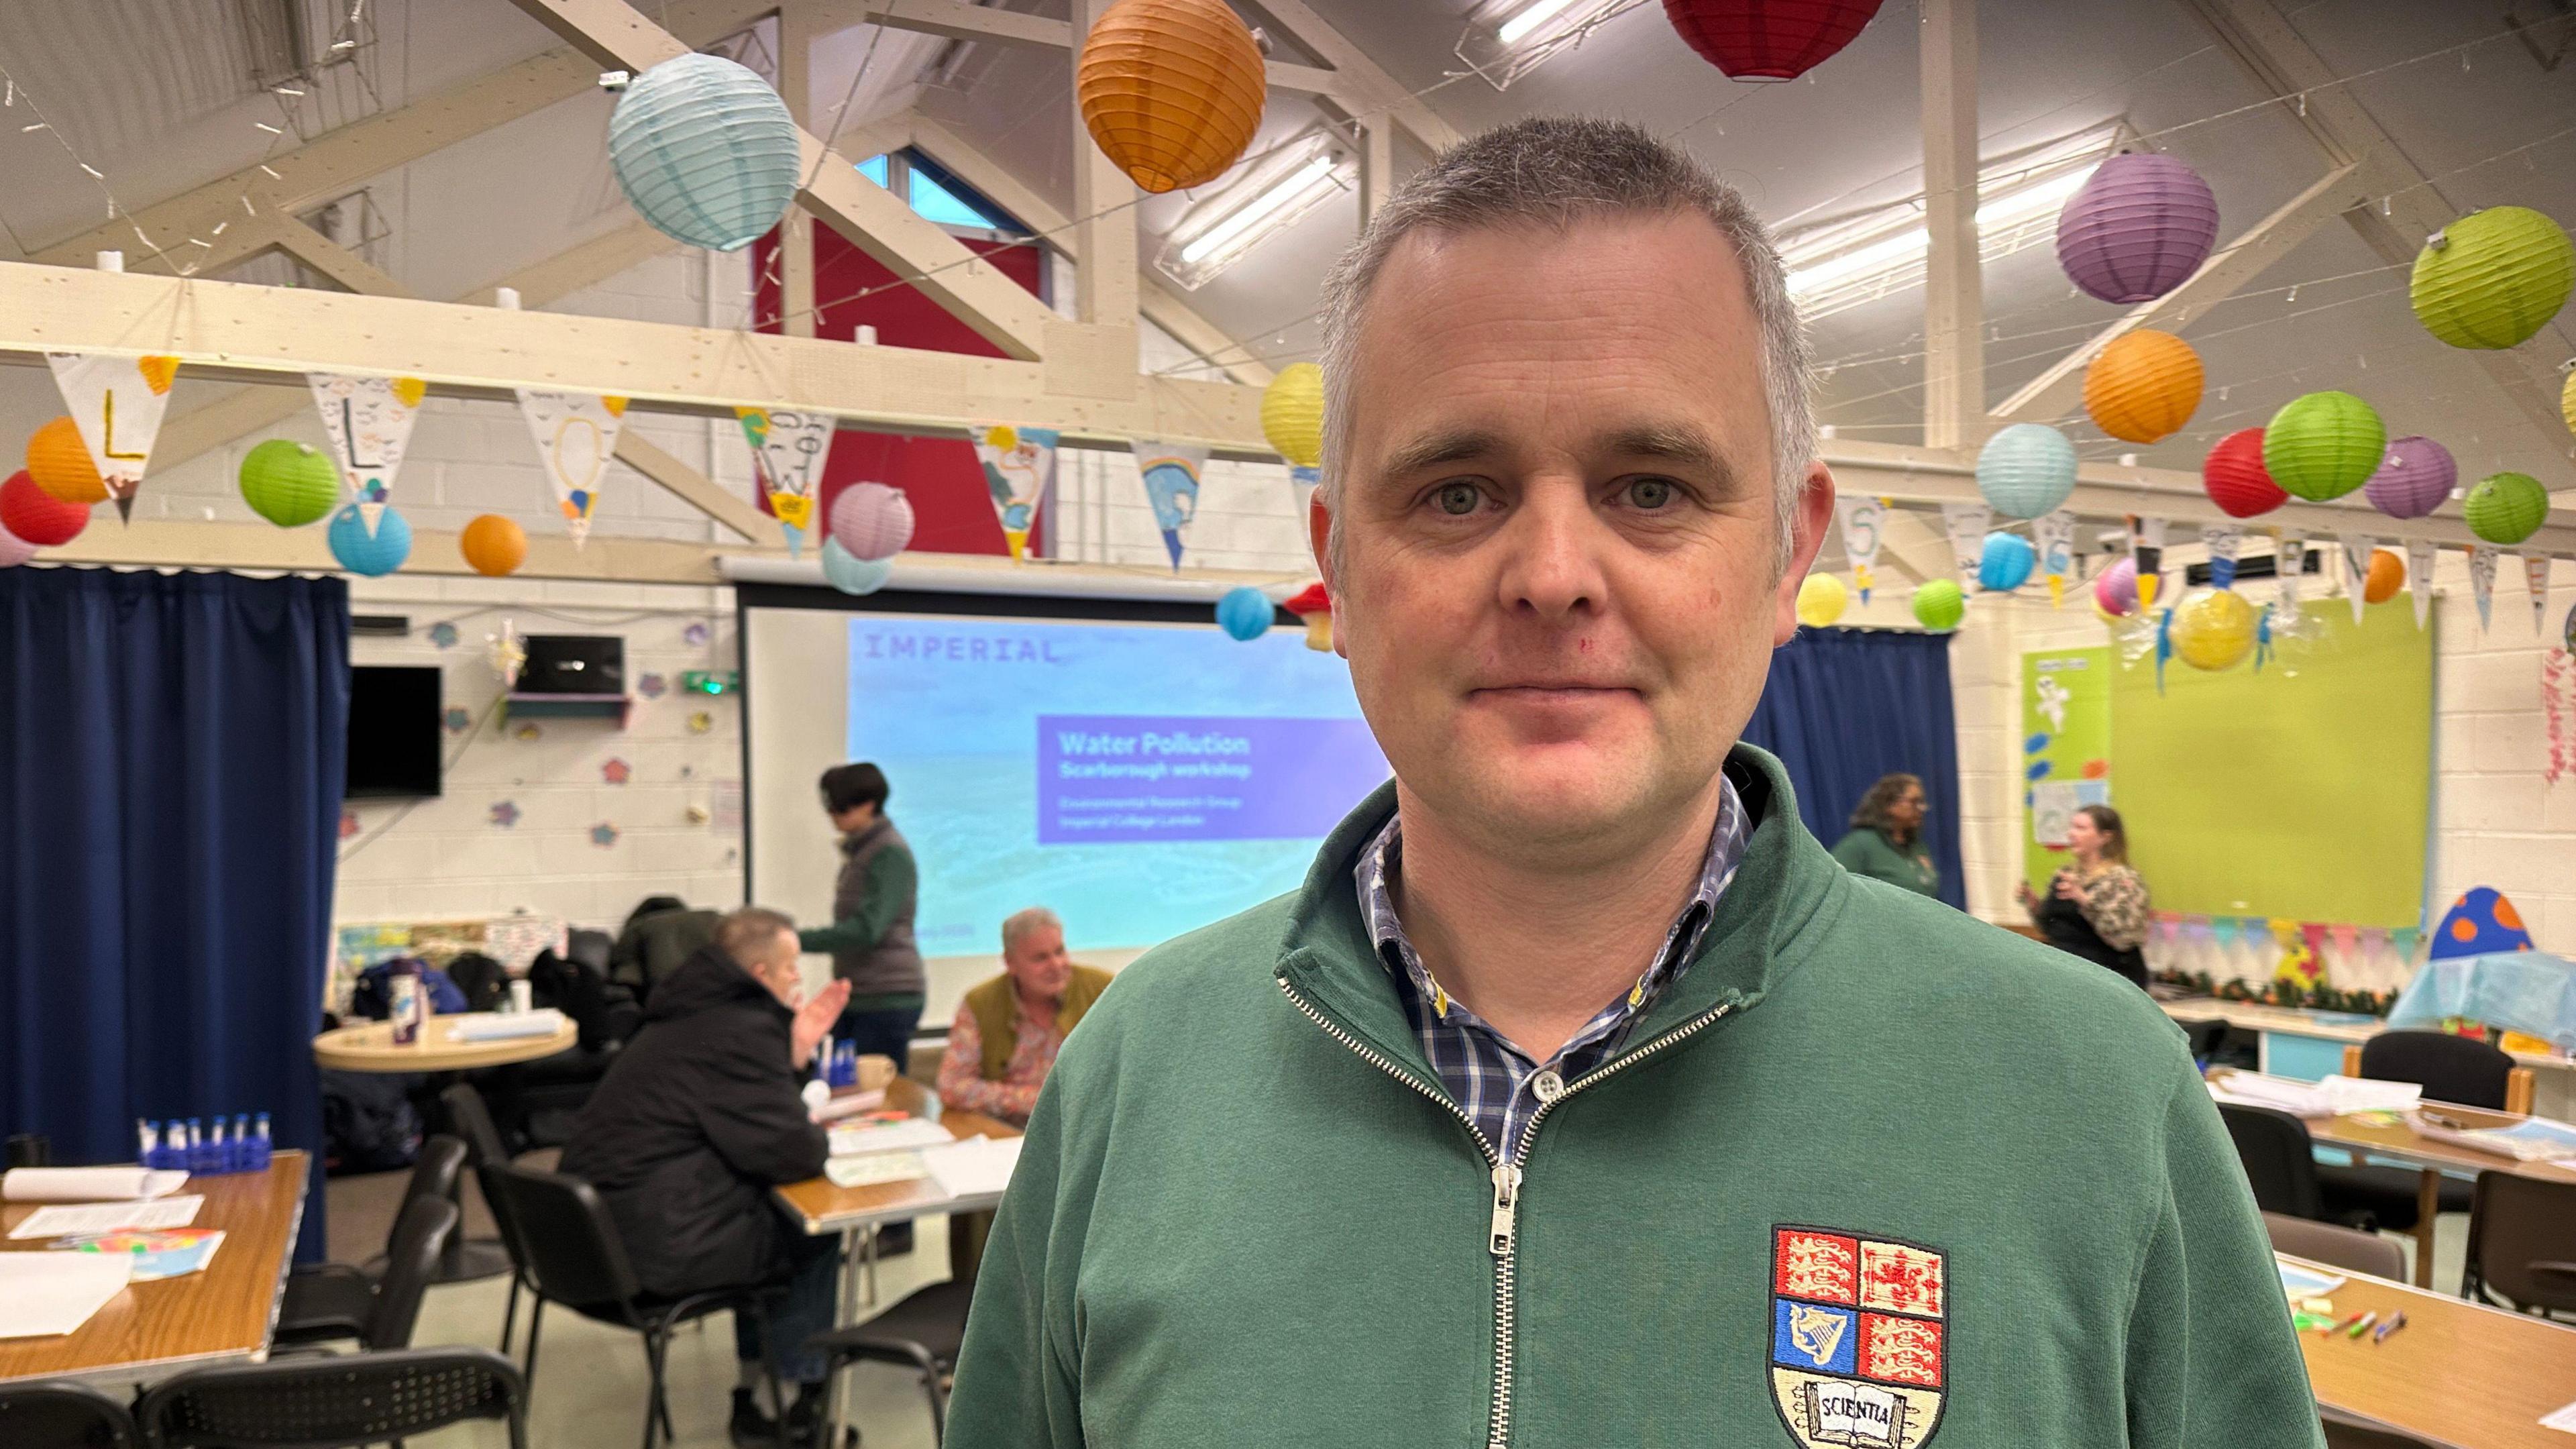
[2362,435,2456,520]
[2093,555,2139,616]
[0,513,34,568]
[2056,154,2219,305]
[828,482,915,561]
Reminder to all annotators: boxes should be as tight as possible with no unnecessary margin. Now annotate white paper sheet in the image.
[3,1167,189,1202]
[824,1152,930,1189]
[826,1120,953,1157]
[2542,1399,2576,1434]
[2311,1075,2422,1115]
[920,1136,1022,1199]
[2207,1073,2333,1120]
[0,1252,133,1338]
[9,1194,204,1240]
[447,1008,566,1041]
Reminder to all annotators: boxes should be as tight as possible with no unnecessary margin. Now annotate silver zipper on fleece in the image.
[1279,973,1737,1449]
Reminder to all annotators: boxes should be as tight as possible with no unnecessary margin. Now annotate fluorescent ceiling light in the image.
[1153,131,1353,290]
[1778,123,2131,320]
[1499,0,1585,44]
[1456,0,1641,91]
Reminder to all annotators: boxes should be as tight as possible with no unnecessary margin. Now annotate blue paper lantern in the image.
[327,503,411,577]
[1975,423,2077,519]
[821,538,893,596]
[607,54,800,252]
[1978,531,2035,592]
[1216,586,1274,641]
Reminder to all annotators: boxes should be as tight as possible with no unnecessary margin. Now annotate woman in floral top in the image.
[2017,804,2151,987]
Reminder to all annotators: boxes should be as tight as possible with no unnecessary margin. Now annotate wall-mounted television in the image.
[345,665,443,799]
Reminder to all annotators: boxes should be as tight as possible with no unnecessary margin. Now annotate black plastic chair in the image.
[808,1278,975,1444]
[2462,1170,2576,1317]
[273,1194,458,1351]
[441,1082,537,1354]
[482,1162,786,1449]
[2359,1029,2514,1110]
[2218,1103,2327,1219]
[0,1381,138,1448]
[138,1347,525,1448]
[275,1135,466,1347]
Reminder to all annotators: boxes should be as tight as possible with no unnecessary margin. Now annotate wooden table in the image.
[2164,996,2576,1116]
[2281,1251,2576,1448]
[310,1012,576,1072]
[0,1152,308,1387]
[773,1077,1018,1236]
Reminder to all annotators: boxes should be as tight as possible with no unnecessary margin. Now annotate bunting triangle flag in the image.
[308,374,425,537]
[46,352,180,523]
[2033,510,2076,606]
[2469,545,2499,633]
[973,424,1061,561]
[2528,554,2554,634]
[515,390,627,549]
[2129,516,2167,611]
[1939,501,1990,586]
[2406,539,2436,629]
[735,407,835,557]
[1833,494,1886,603]
[2339,531,2379,625]
[2200,524,2243,590]
[1130,441,1205,572]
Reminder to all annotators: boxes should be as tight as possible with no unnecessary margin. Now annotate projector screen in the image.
[743,588,1388,1017]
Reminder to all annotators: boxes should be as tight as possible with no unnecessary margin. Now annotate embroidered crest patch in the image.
[1770,1225,1947,1449]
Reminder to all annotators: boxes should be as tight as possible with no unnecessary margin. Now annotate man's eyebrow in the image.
[1381,427,1509,478]
[1601,425,1743,496]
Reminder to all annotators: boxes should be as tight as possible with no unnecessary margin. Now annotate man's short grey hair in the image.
[1000,906,1063,955]
[718,906,797,967]
[1316,115,1816,571]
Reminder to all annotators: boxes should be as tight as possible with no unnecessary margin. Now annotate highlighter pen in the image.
[2373,1311,2406,1343]
[2345,1311,2378,1340]
[2328,1311,2368,1335]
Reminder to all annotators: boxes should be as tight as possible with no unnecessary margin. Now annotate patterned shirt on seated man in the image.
[937,906,1112,1128]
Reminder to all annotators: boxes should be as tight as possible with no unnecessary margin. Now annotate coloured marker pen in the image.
[2345,1311,2377,1339]
[2373,1311,2406,1342]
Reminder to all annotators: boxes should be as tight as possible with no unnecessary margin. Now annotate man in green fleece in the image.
[948,117,2321,1449]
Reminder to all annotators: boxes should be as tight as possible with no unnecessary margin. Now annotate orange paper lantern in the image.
[26,415,105,504]
[460,513,528,577]
[1076,0,1265,193]
[2082,330,2203,444]
[2363,547,2404,604]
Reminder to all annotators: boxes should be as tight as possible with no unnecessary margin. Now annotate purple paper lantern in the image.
[828,482,915,561]
[2056,154,2220,305]
[2361,435,2456,520]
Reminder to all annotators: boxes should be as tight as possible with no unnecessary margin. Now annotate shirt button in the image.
[1531,1069,1564,1103]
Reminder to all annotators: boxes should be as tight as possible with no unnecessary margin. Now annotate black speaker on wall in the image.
[521,635,625,694]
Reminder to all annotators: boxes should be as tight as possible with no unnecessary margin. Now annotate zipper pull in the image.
[1489,1161,1521,1256]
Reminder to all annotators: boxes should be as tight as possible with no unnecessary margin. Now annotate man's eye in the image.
[1435,482,1482,516]
[1627,478,1675,510]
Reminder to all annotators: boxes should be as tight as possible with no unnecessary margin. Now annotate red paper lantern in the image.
[1662,0,1888,82]
[2202,427,2286,519]
[0,468,88,547]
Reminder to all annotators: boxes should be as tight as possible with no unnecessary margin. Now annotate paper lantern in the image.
[821,538,893,596]
[606,54,800,252]
[1978,531,2035,592]
[0,513,34,568]
[2055,153,2219,305]
[2201,428,2285,518]
[2563,367,2576,439]
[2170,587,2257,672]
[239,439,339,527]
[460,513,528,578]
[1911,578,1964,632]
[1796,572,1847,627]
[1260,362,1325,468]
[26,415,105,504]
[2362,435,2455,520]
[2082,330,2202,443]
[2261,391,2383,502]
[1283,582,1333,651]
[829,482,914,561]
[0,469,87,547]
[2363,548,2404,605]
[326,503,412,577]
[1075,0,1265,193]
[2463,471,2548,545]
[1216,586,1274,641]
[2409,205,2574,350]
[1975,423,2076,519]
[1660,0,1887,82]
[2092,555,2139,616]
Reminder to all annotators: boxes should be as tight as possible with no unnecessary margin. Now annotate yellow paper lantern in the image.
[1075,0,1266,193]
[1796,572,1847,628]
[2082,330,2203,444]
[2171,587,2257,672]
[1260,362,1326,468]
[2563,367,2575,440]
[26,416,105,504]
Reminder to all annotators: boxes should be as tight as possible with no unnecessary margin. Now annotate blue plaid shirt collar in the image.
[1354,769,1753,1163]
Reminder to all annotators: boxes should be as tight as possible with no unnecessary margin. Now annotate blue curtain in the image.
[1744,627,1965,909]
[2,567,347,1259]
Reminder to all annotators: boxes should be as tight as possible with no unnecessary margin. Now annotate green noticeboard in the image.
[2104,600,2432,927]
[2022,647,2113,898]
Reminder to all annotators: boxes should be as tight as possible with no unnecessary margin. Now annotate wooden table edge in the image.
[310,1017,578,1073]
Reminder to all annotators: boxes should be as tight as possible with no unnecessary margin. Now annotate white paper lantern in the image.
[607,54,800,252]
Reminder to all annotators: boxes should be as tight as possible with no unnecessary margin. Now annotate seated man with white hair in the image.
[936,906,1110,1127]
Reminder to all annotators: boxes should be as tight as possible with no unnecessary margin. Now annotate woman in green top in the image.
[1829,772,1939,896]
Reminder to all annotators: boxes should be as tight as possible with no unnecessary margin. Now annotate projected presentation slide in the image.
[846,614,1389,955]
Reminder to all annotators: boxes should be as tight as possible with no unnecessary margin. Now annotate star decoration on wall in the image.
[688,710,713,735]
[601,758,631,785]
[427,622,459,649]
[339,810,360,840]
[515,722,541,741]
[444,706,472,733]
[590,822,619,848]
[683,622,710,647]
[638,672,668,699]
[489,800,521,828]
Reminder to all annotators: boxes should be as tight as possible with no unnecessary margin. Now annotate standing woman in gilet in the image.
[2017,804,2153,988]
[799,762,927,1066]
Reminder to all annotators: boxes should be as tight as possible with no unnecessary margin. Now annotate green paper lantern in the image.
[2463,470,2548,545]
[2410,205,2575,350]
[239,439,339,527]
[1911,578,1964,633]
[2261,391,2383,502]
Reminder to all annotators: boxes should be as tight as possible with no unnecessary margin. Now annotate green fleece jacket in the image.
[948,746,2320,1449]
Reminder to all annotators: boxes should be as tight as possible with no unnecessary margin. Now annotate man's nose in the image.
[1495,478,1610,623]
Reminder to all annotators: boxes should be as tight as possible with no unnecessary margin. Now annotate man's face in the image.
[1003,924,1073,1003]
[1322,213,1833,861]
[747,929,802,1008]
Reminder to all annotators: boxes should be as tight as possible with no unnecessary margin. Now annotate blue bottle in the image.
[209,1118,233,1174]
[186,1118,214,1175]
[835,1041,858,1089]
[232,1115,252,1171]
[166,1120,191,1174]
[248,1113,274,1171]
[138,1119,162,1171]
